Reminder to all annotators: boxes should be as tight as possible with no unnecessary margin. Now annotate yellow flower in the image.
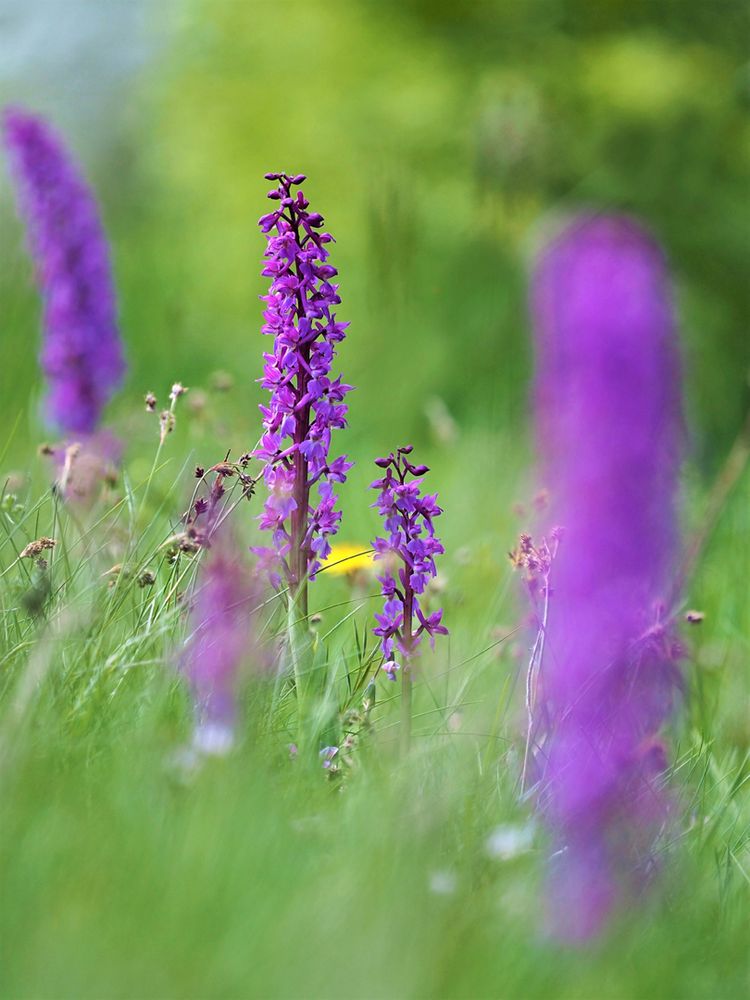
[320,543,375,577]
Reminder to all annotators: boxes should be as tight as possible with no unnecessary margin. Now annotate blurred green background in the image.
[1,0,748,476]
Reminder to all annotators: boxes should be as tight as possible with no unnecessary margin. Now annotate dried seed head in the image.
[209,462,235,477]
[159,409,176,443]
[20,536,56,558]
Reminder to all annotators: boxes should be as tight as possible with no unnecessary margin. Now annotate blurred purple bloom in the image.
[2,106,125,434]
[371,447,447,678]
[530,214,684,941]
[181,535,264,750]
[253,172,353,594]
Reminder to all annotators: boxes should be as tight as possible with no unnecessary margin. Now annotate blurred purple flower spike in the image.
[182,534,265,754]
[2,106,126,435]
[530,214,684,941]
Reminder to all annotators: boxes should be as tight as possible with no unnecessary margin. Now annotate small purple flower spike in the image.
[2,106,126,435]
[370,446,448,677]
[181,534,264,753]
[530,214,684,941]
[252,172,353,607]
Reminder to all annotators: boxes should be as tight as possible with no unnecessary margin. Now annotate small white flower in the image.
[485,823,535,861]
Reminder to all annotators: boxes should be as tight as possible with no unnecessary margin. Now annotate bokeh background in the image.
[2,0,748,464]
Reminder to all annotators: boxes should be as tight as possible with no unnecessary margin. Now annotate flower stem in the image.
[401,586,414,756]
[400,665,412,756]
[288,595,309,749]
[289,213,311,623]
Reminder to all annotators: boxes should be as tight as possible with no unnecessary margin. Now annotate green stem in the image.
[400,660,412,756]
[288,591,309,750]
[400,587,414,756]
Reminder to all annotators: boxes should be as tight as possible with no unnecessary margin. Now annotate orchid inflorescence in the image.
[371,446,448,680]
[252,171,353,601]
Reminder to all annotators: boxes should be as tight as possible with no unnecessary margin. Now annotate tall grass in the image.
[0,413,747,998]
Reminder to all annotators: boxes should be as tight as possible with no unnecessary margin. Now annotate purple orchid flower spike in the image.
[530,213,685,941]
[252,172,353,616]
[370,447,447,753]
[2,106,126,436]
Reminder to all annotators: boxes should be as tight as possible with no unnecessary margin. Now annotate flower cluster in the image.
[252,172,353,591]
[371,447,447,679]
[2,106,125,435]
[531,214,684,940]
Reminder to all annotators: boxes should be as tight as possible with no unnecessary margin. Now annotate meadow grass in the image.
[0,421,747,1000]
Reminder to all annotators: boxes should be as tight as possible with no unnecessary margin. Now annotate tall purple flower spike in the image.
[530,214,684,941]
[2,106,126,435]
[253,172,353,603]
